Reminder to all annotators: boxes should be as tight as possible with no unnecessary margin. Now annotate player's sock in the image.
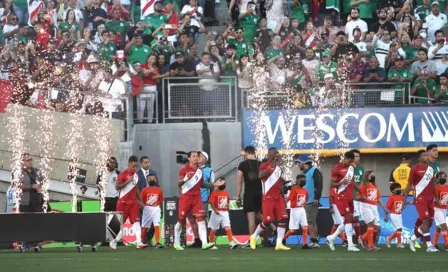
[174,222,182,245]
[441,230,448,246]
[209,229,216,243]
[396,231,402,244]
[133,222,142,244]
[276,226,286,246]
[387,232,396,242]
[330,223,345,240]
[414,219,422,237]
[283,230,295,240]
[197,221,208,245]
[252,223,266,239]
[302,226,308,246]
[225,227,234,242]
[331,225,337,235]
[345,223,354,247]
[423,232,431,247]
[433,230,440,246]
[353,218,361,237]
[154,226,160,244]
[340,232,347,241]
[365,226,374,248]
[141,227,148,244]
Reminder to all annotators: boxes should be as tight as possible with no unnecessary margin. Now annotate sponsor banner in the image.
[243,107,448,153]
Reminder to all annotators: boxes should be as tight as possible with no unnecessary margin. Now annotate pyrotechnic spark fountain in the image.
[6,104,27,212]
[36,107,56,213]
[65,111,83,212]
[278,88,296,182]
[90,113,113,212]
[335,57,353,157]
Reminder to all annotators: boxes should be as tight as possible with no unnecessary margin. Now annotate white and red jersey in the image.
[179,164,203,196]
[331,163,355,200]
[117,169,139,204]
[259,161,283,200]
[409,163,434,199]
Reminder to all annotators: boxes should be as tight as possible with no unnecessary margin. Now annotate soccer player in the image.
[208,177,238,249]
[140,173,164,249]
[432,172,448,250]
[249,147,290,251]
[326,151,365,252]
[358,171,388,251]
[282,174,311,249]
[110,155,145,249]
[173,151,224,251]
[427,144,441,174]
[386,183,406,249]
[351,149,364,245]
[329,186,347,245]
[404,150,439,252]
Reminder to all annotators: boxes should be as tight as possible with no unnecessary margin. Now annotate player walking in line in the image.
[208,177,238,249]
[173,151,224,251]
[110,155,145,249]
[350,149,364,245]
[404,150,439,252]
[140,173,164,249]
[385,183,407,249]
[249,147,291,251]
[358,171,389,251]
[281,174,312,249]
[326,151,365,252]
[329,187,347,245]
[432,172,448,250]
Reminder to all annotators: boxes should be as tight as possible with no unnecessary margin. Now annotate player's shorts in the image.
[415,197,435,220]
[390,213,403,230]
[141,206,161,228]
[208,210,231,229]
[116,202,139,224]
[243,193,262,213]
[331,204,343,225]
[360,202,380,226]
[289,207,308,230]
[434,207,447,226]
[305,204,318,225]
[353,200,361,217]
[262,197,288,222]
[179,194,204,219]
[334,197,354,217]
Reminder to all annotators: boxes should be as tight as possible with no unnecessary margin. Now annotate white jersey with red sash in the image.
[179,164,203,196]
[260,161,283,199]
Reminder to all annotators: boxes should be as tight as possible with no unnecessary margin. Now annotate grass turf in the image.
[0,245,446,272]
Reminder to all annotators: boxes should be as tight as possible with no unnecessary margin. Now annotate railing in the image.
[345,82,410,107]
[409,95,448,104]
[161,77,238,122]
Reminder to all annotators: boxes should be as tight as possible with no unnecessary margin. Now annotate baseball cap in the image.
[175,51,184,57]
[394,55,404,61]
[432,1,439,6]
[415,34,423,40]
[199,151,209,162]
[322,51,331,58]
[324,73,334,80]
[295,154,313,163]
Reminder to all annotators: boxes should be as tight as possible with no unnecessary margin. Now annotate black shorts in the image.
[243,193,262,213]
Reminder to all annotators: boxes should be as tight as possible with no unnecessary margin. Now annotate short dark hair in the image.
[417,149,426,157]
[344,151,355,160]
[418,48,428,55]
[336,31,345,37]
[201,52,210,57]
[426,144,438,151]
[440,73,448,78]
[244,146,256,155]
[435,29,444,37]
[146,173,156,178]
[187,151,197,158]
[350,149,361,155]
[296,174,306,180]
[389,182,401,192]
[128,155,138,163]
[268,147,277,151]
[352,27,361,35]
[140,156,150,163]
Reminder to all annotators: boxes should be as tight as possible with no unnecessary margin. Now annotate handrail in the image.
[213,154,243,173]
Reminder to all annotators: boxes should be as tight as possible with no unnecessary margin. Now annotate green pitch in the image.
[0,246,446,272]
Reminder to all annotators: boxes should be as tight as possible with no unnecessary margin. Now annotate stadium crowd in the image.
[1,0,448,121]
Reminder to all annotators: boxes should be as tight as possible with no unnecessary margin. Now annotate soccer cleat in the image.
[409,239,416,252]
[359,238,366,249]
[189,238,202,248]
[302,244,312,250]
[202,242,215,250]
[173,243,184,251]
[282,239,287,246]
[19,245,25,253]
[341,240,348,247]
[241,242,250,249]
[397,243,405,249]
[137,243,148,249]
[311,242,320,248]
[367,246,380,252]
[127,242,138,247]
[155,243,164,249]
[76,245,83,253]
[326,236,335,251]
[250,236,257,250]
[210,245,219,250]
[229,241,238,249]
[34,246,41,253]
[434,245,441,251]
[347,245,360,252]
[385,238,391,248]
[109,240,117,250]
[275,244,291,251]
[427,246,439,252]
[309,242,316,247]
[414,241,421,249]
[91,245,97,252]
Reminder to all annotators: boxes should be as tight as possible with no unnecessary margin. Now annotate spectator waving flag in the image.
[28,0,45,26]
[141,0,156,19]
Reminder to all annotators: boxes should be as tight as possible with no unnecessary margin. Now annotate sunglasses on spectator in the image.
[11,17,18,21]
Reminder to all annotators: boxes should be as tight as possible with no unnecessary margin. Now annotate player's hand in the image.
[127,175,133,183]
[213,178,225,187]
[434,198,440,205]
[358,194,366,201]
[341,178,349,185]
[214,209,220,215]
[329,207,334,214]
[312,199,319,206]
[139,201,145,209]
